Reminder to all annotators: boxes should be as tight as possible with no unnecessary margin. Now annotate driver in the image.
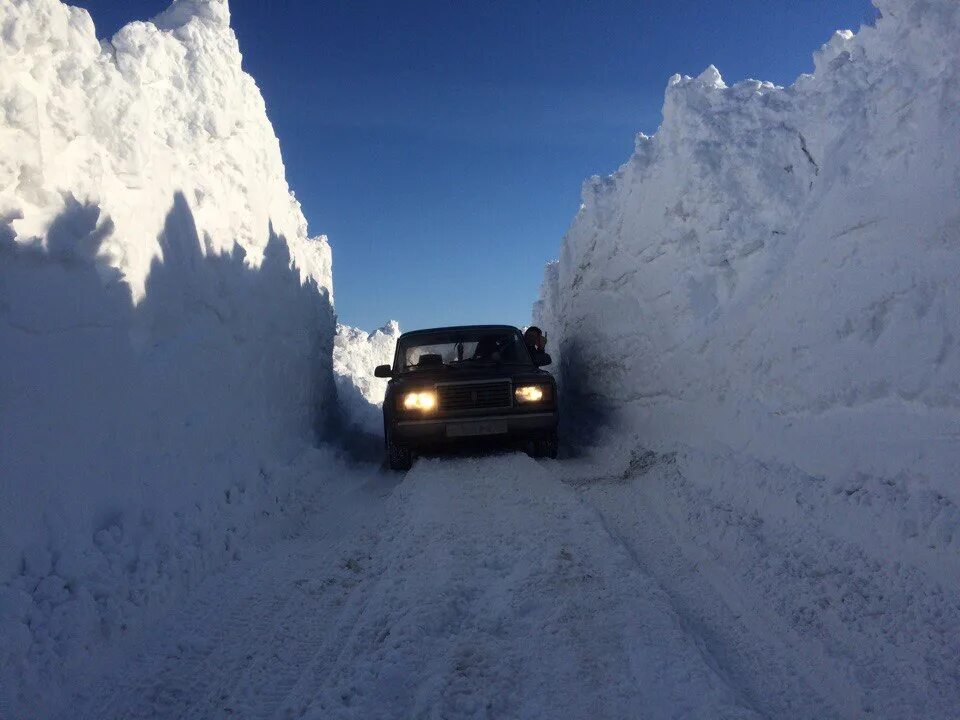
[472,335,502,360]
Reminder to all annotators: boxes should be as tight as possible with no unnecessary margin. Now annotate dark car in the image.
[374,325,559,471]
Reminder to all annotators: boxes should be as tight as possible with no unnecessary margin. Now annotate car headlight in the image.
[515,384,550,403]
[401,390,437,411]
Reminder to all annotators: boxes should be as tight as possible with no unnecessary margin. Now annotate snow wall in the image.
[0,0,335,710]
[333,321,400,436]
[535,0,960,499]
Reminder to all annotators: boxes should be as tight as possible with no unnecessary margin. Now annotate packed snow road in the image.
[64,454,757,720]
[62,449,958,720]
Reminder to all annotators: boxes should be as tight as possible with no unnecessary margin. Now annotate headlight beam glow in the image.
[515,385,546,403]
[403,391,437,411]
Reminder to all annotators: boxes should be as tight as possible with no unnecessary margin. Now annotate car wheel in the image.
[386,431,413,471]
[529,431,559,460]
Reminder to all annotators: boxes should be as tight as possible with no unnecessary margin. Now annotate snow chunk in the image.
[813,29,856,75]
[333,321,401,435]
[697,64,726,88]
[153,0,230,31]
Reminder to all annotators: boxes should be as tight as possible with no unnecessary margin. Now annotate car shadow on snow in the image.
[553,336,621,457]
[409,438,567,469]
[327,423,385,467]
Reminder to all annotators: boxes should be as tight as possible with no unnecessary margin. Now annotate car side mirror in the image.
[532,352,552,367]
[374,364,393,378]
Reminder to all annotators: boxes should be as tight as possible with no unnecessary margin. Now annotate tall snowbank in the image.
[0,0,335,713]
[333,321,400,436]
[536,0,960,498]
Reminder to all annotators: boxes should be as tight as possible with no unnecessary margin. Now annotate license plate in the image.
[446,421,508,438]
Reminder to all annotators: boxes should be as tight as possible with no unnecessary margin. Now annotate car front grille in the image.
[437,381,511,412]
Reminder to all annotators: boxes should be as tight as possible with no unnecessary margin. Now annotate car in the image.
[374,325,559,471]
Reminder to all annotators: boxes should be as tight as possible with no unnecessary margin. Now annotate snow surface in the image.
[333,321,400,436]
[0,0,335,713]
[535,0,960,508]
[44,442,960,719]
[4,0,960,717]
[61,452,763,720]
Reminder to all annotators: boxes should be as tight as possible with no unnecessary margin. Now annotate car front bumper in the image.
[392,411,557,445]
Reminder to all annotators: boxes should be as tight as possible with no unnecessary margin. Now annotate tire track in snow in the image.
[564,491,774,719]
[570,462,861,719]
[64,474,394,720]
[567,448,960,719]
[284,453,760,720]
[64,453,768,720]
[66,539,369,720]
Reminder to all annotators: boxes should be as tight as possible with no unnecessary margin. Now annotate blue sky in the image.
[78,0,876,332]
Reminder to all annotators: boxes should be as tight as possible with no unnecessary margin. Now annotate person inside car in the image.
[472,335,502,361]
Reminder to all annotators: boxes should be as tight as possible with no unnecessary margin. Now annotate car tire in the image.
[529,431,559,460]
[386,430,413,471]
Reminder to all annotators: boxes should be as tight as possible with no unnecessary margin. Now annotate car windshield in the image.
[398,328,532,371]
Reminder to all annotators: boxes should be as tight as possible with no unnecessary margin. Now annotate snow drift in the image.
[333,321,400,436]
[535,0,960,500]
[0,0,335,712]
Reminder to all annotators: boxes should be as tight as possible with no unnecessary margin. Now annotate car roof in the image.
[398,324,521,339]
